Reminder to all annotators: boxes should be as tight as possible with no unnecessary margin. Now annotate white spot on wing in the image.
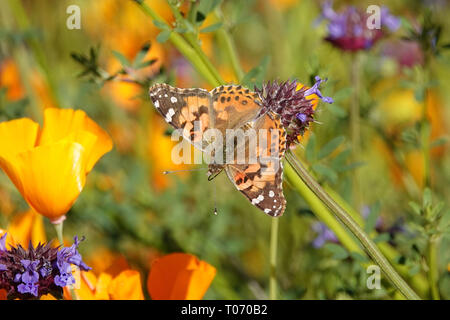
[154,100,160,108]
[269,191,275,198]
[165,108,175,122]
[171,97,178,103]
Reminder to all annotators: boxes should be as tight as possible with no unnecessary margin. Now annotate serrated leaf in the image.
[324,243,349,260]
[318,136,345,160]
[305,133,316,163]
[156,30,172,43]
[112,50,131,67]
[200,22,223,33]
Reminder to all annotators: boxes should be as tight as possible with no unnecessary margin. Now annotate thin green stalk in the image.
[214,10,244,82]
[135,1,221,87]
[166,1,224,85]
[269,217,279,300]
[427,235,440,300]
[285,150,421,300]
[324,185,430,298]
[350,53,362,210]
[54,222,64,246]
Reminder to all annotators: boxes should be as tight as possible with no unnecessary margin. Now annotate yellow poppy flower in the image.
[147,253,216,300]
[7,209,46,249]
[0,108,113,222]
[66,269,145,300]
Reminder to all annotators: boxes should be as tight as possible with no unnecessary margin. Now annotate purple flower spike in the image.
[0,234,90,300]
[318,1,400,52]
[256,76,333,146]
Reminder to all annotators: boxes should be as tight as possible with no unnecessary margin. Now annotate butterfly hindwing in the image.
[225,111,287,217]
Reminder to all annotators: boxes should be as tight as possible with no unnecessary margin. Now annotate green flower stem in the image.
[269,217,279,300]
[214,10,245,82]
[135,1,221,87]
[54,222,64,246]
[350,53,362,209]
[165,1,224,86]
[285,150,421,300]
[324,185,430,298]
[285,163,363,255]
[427,235,440,300]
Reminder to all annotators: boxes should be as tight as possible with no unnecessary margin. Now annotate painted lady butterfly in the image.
[149,83,287,217]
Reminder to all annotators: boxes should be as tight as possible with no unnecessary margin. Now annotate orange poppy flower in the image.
[0,108,113,222]
[147,253,216,300]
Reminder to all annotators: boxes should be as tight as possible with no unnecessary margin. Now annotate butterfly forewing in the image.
[149,83,211,150]
[210,85,262,138]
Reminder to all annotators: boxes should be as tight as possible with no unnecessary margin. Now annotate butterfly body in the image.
[149,83,286,217]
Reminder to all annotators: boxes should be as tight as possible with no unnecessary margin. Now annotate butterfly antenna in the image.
[162,167,207,175]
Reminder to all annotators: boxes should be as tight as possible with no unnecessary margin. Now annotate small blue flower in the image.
[312,222,338,248]
[296,113,307,122]
[17,282,39,297]
[0,233,6,252]
[304,76,334,104]
[0,264,6,271]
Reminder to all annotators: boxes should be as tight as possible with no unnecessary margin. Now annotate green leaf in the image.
[152,19,170,30]
[305,133,316,163]
[338,161,365,172]
[132,42,151,67]
[312,164,338,183]
[241,56,270,89]
[409,201,422,216]
[430,136,448,148]
[156,30,172,43]
[330,148,351,171]
[364,202,381,233]
[197,0,222,17]
[373,233,390,243]
[318,136,345,160]
[327,104,347,118]
[112,50,131,67]
[200,22,223,33]
[350,252,369,262]
[332,87,353,102]
[324,243,349,260]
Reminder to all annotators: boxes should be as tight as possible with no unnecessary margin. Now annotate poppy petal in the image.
[148,253,216,300]
[39,108,113,172]
[108,270,144,300]
[13,141,87,220]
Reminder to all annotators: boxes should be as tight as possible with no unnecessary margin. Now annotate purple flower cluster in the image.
[318,1,400,51]
[255,76,333,146]
[0,233,91,300]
